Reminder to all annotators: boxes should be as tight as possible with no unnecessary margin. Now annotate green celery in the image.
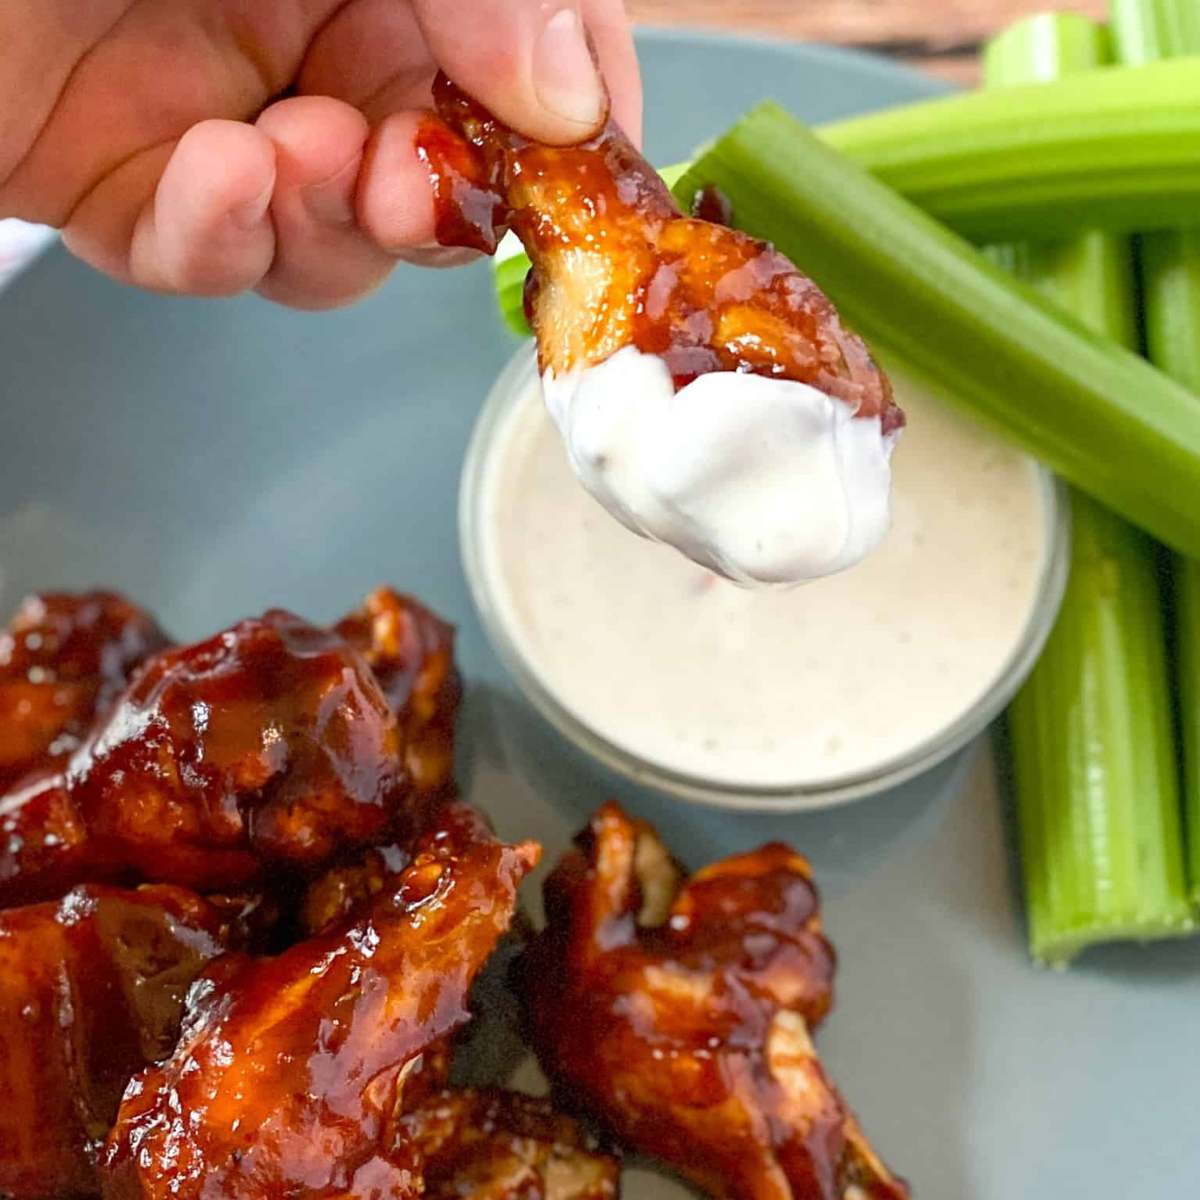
[1156,234,1200,901]
[1141,230,1200,392]
[1180,552,1200,900]
[1111,0,1200,62]
[988,11,1193,964]
[493,62,1200,335]
[494,244,533,337]
[1112,0,1200,904]
[820,55,1200,242]
[672,102,1200,560]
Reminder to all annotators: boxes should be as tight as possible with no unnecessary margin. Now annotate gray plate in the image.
[1,28,1197,1200]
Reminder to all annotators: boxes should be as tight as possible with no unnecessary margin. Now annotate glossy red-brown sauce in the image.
[416,74,901,432]
[102,803,539,1200]
[335,587,461,801]
[0,582,903,1200]
[0,884,236,1200]
[689,183,735,227]
[522,802,909,1200]
[0,610,411,906]
[0,592,169,792]
[0,589,605,1200]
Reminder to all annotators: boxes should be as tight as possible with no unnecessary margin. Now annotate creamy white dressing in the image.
[477,372,1049,788]
[542,347,895,586]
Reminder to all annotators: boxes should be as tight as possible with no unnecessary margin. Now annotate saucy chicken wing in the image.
[417,75,898,420]
[417,78,900,587]
[336,587,461,800]
[102,801,539,1200]
[0,884,238,1200]
[0,609,410,906]
[521,803,907,1200]
[399,1089,619,1200]
[0,592,169,791]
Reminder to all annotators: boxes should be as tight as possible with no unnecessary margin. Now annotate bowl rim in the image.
[459,344,1071,813]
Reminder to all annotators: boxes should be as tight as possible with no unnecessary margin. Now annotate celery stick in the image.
[988,11,1193,964]
[673,105,1200,560]
[1111,0,1200,62]
[494,234,533,337]
[984,10,1113,77]
[1008,494,1195,964]
[1147,242,1200,893]
[1113,0,1200,904]
[820,56,1200,242]
[1180,553,1200,898]
[1141,229,1200,392]
[493,61,1200,335]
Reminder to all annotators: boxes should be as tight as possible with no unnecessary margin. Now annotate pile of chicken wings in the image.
[0,588,907,1200]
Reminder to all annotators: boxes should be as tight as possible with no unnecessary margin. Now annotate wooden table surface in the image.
[629,0,1107,83]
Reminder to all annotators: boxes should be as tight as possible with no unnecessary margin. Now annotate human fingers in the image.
[254,96,399,309]
[296,0,436,120]
[409,0,608,145]
[299,0,641,141]
[64,119,277,296]
[583,0,642,143]
[356,108,480,267]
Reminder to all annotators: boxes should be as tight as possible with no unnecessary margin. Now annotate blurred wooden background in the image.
[628,0,1108,82]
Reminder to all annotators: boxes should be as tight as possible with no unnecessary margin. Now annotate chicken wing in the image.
[417,75,898,423]
[399,1089,619,1200]
[335,587,461,801]
[102,801,539,1200]
[417,79,901,587]
[0,884,237,1199]
[0,591,169,791]
[0,609,410,906]
[521,802,907,1200]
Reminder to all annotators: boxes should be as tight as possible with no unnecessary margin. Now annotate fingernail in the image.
[230,181,273,231]
[302,158,358,227]
[532,6,605,130]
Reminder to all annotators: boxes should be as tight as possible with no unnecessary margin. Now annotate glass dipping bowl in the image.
[460,346,1070,813]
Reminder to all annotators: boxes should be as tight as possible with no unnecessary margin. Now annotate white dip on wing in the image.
[542,347,896,586]
[476,369,1049,788]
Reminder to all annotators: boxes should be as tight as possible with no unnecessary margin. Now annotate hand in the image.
[0,0,640,308]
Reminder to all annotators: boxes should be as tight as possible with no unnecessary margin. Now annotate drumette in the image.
[418,77,902,585]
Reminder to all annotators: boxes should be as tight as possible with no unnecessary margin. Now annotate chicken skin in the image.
[0,884,238,1200]
[0,592,169,791]
[417,74,899,425]
[102,801,539,1200]
[0,610,410,906]
[399,1089,619,1200]
[335,587,461,801]
[417,78,901,588]
[0,585,906,1200]
[521,803,907,1200]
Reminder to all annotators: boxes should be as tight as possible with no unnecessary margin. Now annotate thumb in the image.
[410,0,637,145]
